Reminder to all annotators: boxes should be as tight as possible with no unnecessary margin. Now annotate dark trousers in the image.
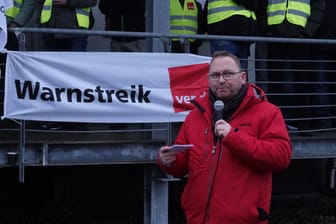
[43,34,88,51]
[0,32,19,129]
[267,42,311,129]
[309,44,335,128]
[171,40,199,54]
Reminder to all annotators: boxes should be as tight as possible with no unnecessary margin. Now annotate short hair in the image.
[209,51,242,70]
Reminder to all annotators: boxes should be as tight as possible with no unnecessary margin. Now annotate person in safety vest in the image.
[205,0,260,69]
[1,0,35,130]
[170,0,205,54]
[6,0,35,29]
[35,0,97,51]
[157,50,292,224]
[265,0,325,133]
[98,0,146,52]
[2,0,35,51]
[1,0,34,65]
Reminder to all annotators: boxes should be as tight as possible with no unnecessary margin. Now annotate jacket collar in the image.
[191,83,267,116]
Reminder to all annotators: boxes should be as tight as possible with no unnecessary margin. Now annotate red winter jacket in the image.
[158,83,292,224]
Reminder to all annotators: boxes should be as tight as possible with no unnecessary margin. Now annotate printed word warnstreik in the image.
[15,80,151,103]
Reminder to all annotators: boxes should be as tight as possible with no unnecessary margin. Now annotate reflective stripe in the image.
[75,8,91,28]
[207,0,256,24]
[170,25,198,33]
[170,15,197,20]
[40,0,52,23]
[208,5,247,15]
[287,9,309,18]
[267,0,310,27]
[5,0,23,19]
[170,0,198,42]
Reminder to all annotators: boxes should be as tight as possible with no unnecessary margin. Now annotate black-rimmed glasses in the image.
[209,71,241,80]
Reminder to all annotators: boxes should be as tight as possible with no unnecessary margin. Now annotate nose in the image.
[218,75,227,82]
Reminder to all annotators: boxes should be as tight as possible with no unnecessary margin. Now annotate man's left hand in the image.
[215,119,231,138]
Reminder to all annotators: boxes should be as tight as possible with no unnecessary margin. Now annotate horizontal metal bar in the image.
[8,27,336,44]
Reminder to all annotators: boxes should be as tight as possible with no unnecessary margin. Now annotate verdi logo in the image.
[168,63,209,113]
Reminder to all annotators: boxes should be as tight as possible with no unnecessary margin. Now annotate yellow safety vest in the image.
[207,0,256,25]
[170,0,198,42]
[5,0,23,19]
[40,0,91,29]
[267,0,311,28]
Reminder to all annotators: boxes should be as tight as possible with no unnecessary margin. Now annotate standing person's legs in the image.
[290,44,311,130]
[0,32,19,129]
[43,35,88,51]
[210,39,250,69]
[65,37,88,51]
[330,48,336,128]
[267,42,296,127]
[43,34,65,51]
[255,42,268,92]
[310,45,332,129]
[111,39,146,52]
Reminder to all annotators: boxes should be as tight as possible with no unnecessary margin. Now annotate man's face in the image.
[208,56,246,100]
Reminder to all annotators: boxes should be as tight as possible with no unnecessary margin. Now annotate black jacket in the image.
[98,0,146,41]
[204,0,259,36]
[314,0,336,38]
[267,0,325,37]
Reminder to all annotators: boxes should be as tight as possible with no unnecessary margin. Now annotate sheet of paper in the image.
[167,144,194,152]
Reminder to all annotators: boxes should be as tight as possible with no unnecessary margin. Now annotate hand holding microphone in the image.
[214,100,231,138]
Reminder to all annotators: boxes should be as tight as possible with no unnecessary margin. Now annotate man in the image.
[157,51,292,223]
[35,0,97,51]
[170,0,205,54]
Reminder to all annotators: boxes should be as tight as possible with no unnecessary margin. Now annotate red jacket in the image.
[158,83,292,224]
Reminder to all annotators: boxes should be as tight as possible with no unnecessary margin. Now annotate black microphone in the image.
[214,100,224,122]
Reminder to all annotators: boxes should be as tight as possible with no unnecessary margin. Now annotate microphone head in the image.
[214,100,224,112]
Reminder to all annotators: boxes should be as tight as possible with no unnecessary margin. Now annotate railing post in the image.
[146,0,170,52]
[18,120,25,182]
[144,164,169,224]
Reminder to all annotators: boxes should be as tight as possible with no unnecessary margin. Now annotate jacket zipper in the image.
[205,129,218,223]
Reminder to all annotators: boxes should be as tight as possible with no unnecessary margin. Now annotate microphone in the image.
[214,100,224,122]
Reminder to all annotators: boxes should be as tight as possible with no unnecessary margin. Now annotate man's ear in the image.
[241,71,247,83]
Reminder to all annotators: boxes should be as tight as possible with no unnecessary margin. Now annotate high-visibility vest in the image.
[207,0,256,25]
[267,0,311,28]
[40,0,91,29]
[170,0,198,42]
[5,0,23,19]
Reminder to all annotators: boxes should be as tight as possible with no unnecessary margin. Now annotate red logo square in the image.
[168,63,209,113]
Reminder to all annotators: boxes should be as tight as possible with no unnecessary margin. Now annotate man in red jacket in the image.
[158,51,292,224]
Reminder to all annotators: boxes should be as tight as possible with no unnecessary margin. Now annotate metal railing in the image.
[1,27,336,137]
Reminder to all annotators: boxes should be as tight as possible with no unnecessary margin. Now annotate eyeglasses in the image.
[208,71,241,80]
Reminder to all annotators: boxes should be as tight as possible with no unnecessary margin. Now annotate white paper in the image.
[167,144,194,152]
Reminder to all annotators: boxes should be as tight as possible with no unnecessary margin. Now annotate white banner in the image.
[4,51,211,123]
